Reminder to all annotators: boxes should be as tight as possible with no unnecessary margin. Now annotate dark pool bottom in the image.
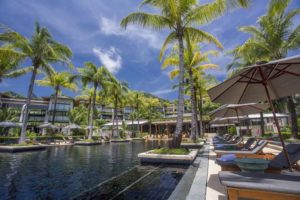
[73,165,188,200]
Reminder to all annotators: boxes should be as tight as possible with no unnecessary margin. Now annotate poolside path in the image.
[205,136,281,200]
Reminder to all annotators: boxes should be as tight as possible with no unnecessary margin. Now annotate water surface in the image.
[0,141,172,200]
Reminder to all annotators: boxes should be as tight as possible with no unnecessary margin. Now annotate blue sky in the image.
[0,0,299,100]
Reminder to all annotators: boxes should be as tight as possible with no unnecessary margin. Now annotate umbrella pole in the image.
[234,108,244,145]
[264,85,292,171]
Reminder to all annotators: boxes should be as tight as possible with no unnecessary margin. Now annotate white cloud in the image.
[92,47,122,74]
[99,16,164,49]
[151,88,174,95]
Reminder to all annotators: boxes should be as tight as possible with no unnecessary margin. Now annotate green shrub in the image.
[228,126,236,135]
[151,147,189,155]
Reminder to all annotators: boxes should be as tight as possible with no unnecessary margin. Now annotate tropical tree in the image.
[0,46,33,83]
[121,0,248,147]
[78,62,112,140]
[228,0,300,138]
[0,23,72,143]
[126,90,145,136]
[140,97,161,135]
[163,40,218,140]
[36,71,77,124]
[106,78,128,138]
[69,104,89,126]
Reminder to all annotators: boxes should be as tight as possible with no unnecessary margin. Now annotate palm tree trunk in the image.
[87,97,91,125]
[88,84,97,140]
[287,96,298,139]
[188,69,199,141]
[20,66,38,143]
[260,112,265,136]
[51,87,59,124]
[116,100,119,138]
[173,30,185,148]
[198,89,204,136]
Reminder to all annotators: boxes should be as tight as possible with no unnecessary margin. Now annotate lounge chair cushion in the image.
[219,171,300,195]
[215,140,268,155]
[269,144,300,169]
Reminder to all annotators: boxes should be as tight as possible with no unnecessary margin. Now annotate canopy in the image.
[210,103,269,118]
[208,55,300,104]
[64,124,82,129]
[38,123,59,129]
[210,116,248,124]
[208,55,300,170]
[0,121,22,128]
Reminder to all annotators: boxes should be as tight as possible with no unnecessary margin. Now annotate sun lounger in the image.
[216,144,300,172]
[215,140,268,157]
[219,171,300,200]
[215,137,256,150]
[213,135,239,145]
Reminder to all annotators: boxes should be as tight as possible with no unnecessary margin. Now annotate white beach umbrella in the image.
[38,123,59,129]
[0,121,22,128]
[208,55,300,170]
[210,103,269,118]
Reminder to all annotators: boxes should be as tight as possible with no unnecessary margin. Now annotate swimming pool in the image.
[0,141,186,200]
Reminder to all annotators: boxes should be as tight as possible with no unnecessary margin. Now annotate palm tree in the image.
[0,23,72,143]
[107,78,128,138]
[127,91,145,136]
[0,46,33,83]
[121,0,248,147]
[140,97,161,136]
[78,62,112,140]
[228,0,300,138]
[76,87,95,125]
[36,71,77,124]
[163,40,218,140]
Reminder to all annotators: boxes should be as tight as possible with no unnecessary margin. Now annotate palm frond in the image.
[120,12,171,30]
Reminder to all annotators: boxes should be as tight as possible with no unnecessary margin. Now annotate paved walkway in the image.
[205,138,281,200]
[205,143,227,200]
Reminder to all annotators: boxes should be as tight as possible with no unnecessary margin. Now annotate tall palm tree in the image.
[121,0,248,147]
[78,62,112,140]
[228,0,300,138]
[140,97,161,135]
[0,46,33,83]
[127,91,145,135]
[163,40,218,140]
[0,23,72,143]
[107,78,128,138]
[36,71,77,124]
[75,87,95,125]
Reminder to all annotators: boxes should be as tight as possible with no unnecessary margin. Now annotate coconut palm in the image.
[121,0,248,147]
[228,0,300,138]
[0,46,33,83]
[163,40,218,140]
[0,23,72,143]
[107,78,128,138]
[78,62,112,140]
[140,97,161,135]
[127,90,145,135]
[36,71,77,124]
[76,87,95,124]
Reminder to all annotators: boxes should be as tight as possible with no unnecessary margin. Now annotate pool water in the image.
[0,141,185,200]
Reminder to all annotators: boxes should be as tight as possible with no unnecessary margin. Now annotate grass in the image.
[3,143,36,146]
[181,138,205,143]
[80,139,96,142]
[151,147,190,155]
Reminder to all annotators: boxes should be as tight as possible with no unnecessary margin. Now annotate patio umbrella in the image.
[209,103,269,118]
[208,55,300,170]
[64,124,82,135]
[64,124,82,129]
[38,123,59,129]
[0,121,22,128]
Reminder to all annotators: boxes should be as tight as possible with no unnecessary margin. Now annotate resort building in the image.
[0,93,73,126]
